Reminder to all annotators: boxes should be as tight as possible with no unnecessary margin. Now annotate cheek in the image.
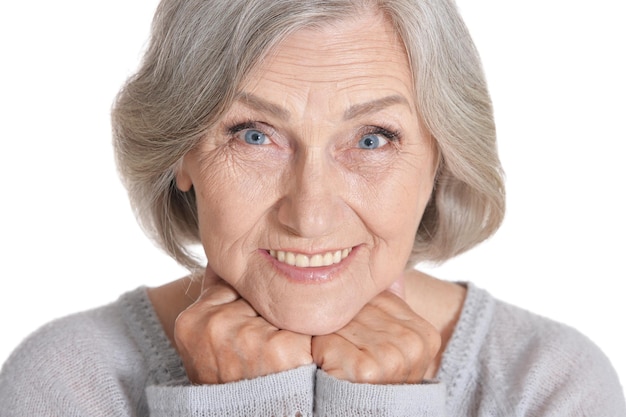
[350,158,434,272]
[192,151,283,258]
[353,159,433,231]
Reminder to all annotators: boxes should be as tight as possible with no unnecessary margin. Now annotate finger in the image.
[333,306,396,346]
[313,332,404,384]
[267,330,314,368]
[338,296,441,355]
[312,334,355,372]
[332,312,441,383]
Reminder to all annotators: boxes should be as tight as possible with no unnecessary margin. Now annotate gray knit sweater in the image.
[1,283,624,416]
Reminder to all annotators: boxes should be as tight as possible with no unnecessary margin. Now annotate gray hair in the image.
[112,0,505,270]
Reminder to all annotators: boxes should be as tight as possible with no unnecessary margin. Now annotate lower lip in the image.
[260,247,358,283]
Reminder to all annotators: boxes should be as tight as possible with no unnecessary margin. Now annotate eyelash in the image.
[359,125,402,143]
[226,120,264,136]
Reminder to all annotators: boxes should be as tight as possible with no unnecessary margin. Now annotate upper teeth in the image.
[269,248,352,267]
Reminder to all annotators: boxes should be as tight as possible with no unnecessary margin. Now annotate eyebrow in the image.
[343,94,411,120]
[235,92,291,121]
[234,92,410,121]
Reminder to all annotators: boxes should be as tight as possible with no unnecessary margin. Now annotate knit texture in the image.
[1,283,624,416]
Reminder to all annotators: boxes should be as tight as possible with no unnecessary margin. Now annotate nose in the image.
[276,146,346,238]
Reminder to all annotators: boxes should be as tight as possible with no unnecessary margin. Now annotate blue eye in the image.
[358,134,388,150]
[242,129,269,145]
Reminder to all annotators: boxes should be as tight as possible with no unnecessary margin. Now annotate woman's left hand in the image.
[311,289,441,384]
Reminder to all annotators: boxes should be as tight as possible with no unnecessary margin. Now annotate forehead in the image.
[239,12,415,106]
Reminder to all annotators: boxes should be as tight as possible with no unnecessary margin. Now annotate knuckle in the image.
[354,355,382,383]
[268,331,304,360]
[267,330,290,350]
[268,340,291,363]
[387,345,406,366]
[173,311,197,344]
[400,321,442,361]
[378,344,408,380]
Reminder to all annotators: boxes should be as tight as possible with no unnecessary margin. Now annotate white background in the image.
[1,0,624,397]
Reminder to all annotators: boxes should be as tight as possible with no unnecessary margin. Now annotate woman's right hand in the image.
[174,272,313,384]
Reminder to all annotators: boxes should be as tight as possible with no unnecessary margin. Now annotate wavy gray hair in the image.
[112,0,505,270]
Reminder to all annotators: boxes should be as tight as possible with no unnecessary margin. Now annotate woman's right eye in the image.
[239,129,270,145]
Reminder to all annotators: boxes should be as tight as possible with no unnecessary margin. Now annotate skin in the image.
[149,11,467,385]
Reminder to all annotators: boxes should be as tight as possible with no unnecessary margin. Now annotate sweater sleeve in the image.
[146,364,316,417]
[313,370,447,416]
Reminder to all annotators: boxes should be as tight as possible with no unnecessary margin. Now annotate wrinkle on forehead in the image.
[235,11,416,130]
[242,10,411,86]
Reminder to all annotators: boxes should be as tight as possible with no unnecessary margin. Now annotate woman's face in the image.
[177,12,437,335]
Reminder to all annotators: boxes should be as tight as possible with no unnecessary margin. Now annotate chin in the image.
[262,303,358,336]
[281,319,349,336]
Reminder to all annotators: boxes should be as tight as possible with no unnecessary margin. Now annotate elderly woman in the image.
[1,0,624,415]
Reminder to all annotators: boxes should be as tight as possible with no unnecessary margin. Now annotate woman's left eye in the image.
[357,133,389,150]
[240,129,270,145]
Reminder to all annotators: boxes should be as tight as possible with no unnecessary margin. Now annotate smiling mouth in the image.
[268,248,353,268]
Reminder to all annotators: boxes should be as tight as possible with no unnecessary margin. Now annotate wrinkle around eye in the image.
[193,133,290,185]
[339,156,399,185]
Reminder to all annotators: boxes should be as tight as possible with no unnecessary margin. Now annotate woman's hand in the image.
[311,287,441,384]
[174,272,313,384]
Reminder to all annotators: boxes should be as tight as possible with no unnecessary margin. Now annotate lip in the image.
[260,246,358,283]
